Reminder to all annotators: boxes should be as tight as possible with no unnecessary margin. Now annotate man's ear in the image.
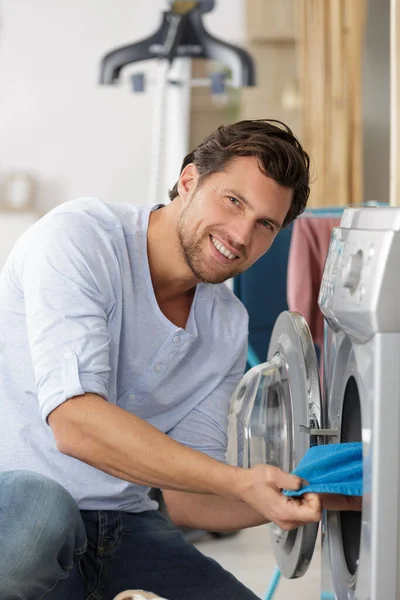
[177,163,199,202]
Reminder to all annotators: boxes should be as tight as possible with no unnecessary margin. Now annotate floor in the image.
[193,525,322,599]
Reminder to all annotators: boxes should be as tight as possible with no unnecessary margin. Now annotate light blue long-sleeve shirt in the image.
[0,198,248,512]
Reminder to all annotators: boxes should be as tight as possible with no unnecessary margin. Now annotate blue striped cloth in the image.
[284,442,363,497]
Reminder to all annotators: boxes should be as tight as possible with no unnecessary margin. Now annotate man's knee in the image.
[0,470,85,590]
[1,469,81,534]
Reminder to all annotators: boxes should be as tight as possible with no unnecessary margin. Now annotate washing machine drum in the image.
[227,311,322,579]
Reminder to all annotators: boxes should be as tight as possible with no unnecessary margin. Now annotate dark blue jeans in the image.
[0,471,260,600]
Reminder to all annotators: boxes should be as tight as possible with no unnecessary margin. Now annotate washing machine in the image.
[227,206,400,599]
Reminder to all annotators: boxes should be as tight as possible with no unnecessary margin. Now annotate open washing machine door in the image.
[227,311,322,578]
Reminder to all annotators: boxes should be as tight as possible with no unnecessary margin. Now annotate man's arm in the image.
[49,392,236,496]
[49,392,322,530]
[163,490,268,531]
[162,490,362,532]
[319,493,362,512]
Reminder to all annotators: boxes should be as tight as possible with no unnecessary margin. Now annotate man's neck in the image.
[147,201,198,303]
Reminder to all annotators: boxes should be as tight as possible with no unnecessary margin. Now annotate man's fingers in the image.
[303,492,321,512]
[241,465,321,530]
[272,494,322,530]
[274,470,307,492]
[289,494,321,520]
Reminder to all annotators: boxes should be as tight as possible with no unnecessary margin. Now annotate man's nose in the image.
[230,217,253,248]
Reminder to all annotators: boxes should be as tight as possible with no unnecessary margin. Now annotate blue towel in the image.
[284,442,363,497]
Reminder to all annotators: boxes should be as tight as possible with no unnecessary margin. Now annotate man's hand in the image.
[234,464,322,531]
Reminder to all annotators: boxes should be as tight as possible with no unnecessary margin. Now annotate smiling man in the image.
[172,157,291,281]
[1,120,326,600]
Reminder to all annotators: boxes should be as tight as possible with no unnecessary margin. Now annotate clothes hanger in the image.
[99,0,256,89]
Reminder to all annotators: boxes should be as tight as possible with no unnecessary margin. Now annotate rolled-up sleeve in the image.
[167,334,248,463]
[21,212,117,423]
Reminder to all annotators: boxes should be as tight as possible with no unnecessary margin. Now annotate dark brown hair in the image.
[169,119,310,226]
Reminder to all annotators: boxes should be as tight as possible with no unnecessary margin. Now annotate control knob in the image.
[342,250,363,292]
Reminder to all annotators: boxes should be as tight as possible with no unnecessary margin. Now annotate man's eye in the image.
[261,220,273,230]
[229,197,240,206]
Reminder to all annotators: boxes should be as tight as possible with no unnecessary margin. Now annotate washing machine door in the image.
[227,311,322,578]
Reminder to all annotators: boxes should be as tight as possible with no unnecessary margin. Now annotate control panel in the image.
[318,213,400,338]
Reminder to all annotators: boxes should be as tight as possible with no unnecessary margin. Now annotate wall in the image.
[362,0,390,203]
[0,0,245,215]
[240,0,300,138]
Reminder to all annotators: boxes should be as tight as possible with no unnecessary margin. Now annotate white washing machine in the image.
[227,206,400,599]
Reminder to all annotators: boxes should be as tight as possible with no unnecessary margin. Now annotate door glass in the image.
[228,353,292,473]
[253,353,292,472]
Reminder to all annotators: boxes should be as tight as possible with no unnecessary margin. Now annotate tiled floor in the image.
[194,525,321,599]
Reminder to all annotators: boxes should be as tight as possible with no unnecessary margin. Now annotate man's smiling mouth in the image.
[210,236,238,260]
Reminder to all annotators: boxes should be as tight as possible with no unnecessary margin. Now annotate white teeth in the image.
[211,236,237,260]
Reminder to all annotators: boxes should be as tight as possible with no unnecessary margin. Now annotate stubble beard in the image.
[176,214,239,285]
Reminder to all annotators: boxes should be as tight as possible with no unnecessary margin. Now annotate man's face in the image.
[176,156,293,284]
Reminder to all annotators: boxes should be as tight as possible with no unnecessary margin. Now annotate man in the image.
[0,120,358,600]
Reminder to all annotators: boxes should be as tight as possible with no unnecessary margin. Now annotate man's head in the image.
[169,119,310,284]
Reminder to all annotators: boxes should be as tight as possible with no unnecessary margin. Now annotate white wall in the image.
[0,0,245,214]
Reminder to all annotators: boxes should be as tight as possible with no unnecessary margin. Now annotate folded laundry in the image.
[284,442,363,497]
